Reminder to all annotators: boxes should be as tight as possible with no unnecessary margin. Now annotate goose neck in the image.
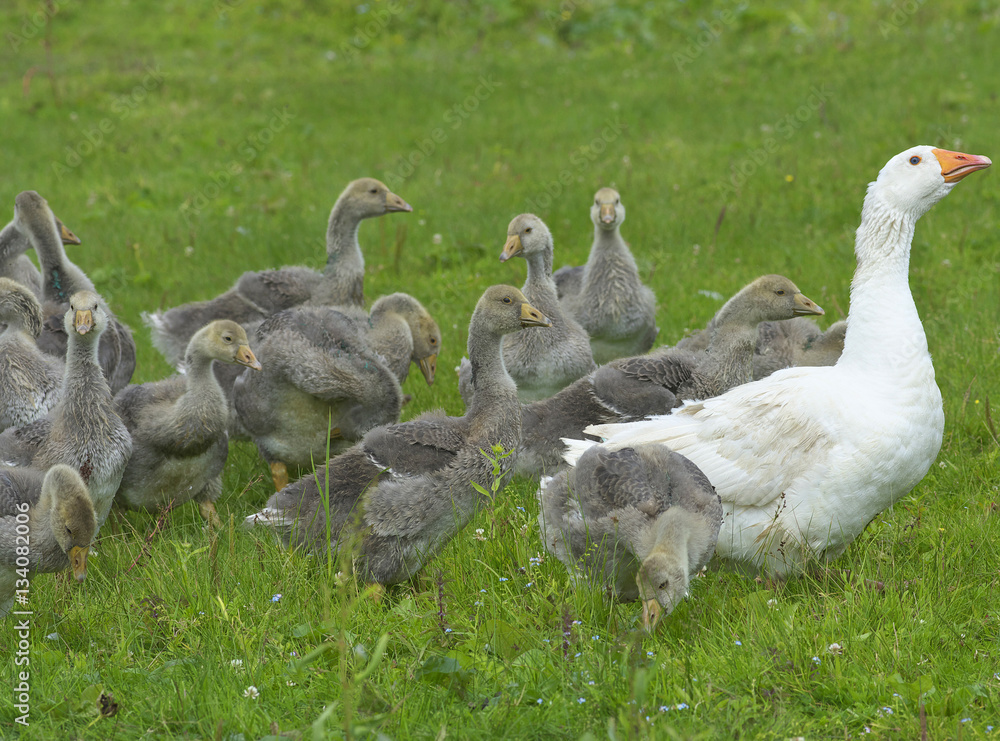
[839,199,926,368]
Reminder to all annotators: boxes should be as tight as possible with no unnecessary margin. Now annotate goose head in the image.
[64,290,108,339]
[0,277,43,338]
[734,274,824,325]
[499,213,553,263]
[44,464,97,582]
[870,146,991,219]
[188,320,261,370]
[373,293,442,385]
[412,313,441,385]
[472,284,551,338]
[591,187,625,231]
[341,177,412,219]
[636,548,690,632]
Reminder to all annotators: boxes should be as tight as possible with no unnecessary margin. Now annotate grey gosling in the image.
[0,207,80,299]
[553,187,658,363]
[212,291,440,443]
[144,178,412,368]
[0,279,64,430]
[0,464,96,617]
[12,191,136,394]
[232,306,408,491]
[0,291,132,529]
[113,320,261,526]
[245,285,551,585]
[458,214,595,403]
[537,443,721,630]
[516,275,824,477]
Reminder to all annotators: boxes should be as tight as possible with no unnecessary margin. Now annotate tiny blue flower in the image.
[659,705,670,712]
[961,718,971,723]
[677,703,689,710]
[572,620,582,625]
[578,698,585,704]
[647,651,654,658]
[542,638,550,643]
[526,582,533,588]
[517,506,525,512]
[588,681,595,685]
[499,577,509,582]
[986,725,993,732]
[445,628,452,633]
[271,593,282,602]
[474,601,482,606]
[812,656,821,665]
[592,635,600,640]
[480,589,486,593]
[537,698,543,704]
[575,652,581,658]
[734,640,742,646]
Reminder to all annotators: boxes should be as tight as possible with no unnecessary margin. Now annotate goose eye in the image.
[370,188,378,194]
[595,200,600,205]
[615,198,620,205]
[524,227,532,233]
[502,296,512,304]
[222,334,233,343]
[658,579,670,591]
[66,526,73,536]
[909,155,921,165]
[429,337,437,345]
[775,290,785,296]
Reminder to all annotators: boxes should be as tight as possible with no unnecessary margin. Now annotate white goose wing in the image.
[574,366,843,511]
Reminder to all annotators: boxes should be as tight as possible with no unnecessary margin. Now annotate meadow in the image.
[1,0,999,738]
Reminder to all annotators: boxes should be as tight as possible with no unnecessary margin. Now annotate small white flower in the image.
[184,245,194,256]
[827,642,843,655]
[286,680,297,686]
[473,528,487,541]
[243,685,259,699]
[766,599,777,608]
[432,233,442,245]
[230,659,244,669]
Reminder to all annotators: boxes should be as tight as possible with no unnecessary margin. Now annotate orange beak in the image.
[236,344,262,370]
[59,222,82,245]
[931,148,992,182]
[500,233,522,262]
[74,309,94,334]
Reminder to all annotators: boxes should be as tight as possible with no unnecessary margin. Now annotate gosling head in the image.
[636,550,690,632]
[373,294,441,385]
[188,320,261,370]
[341,177,413,219]
[590,187,625,231]
[64,290,108,339]
[731,274,824,326]
[45,464,97,582]
[0,277,43,338]
[472,284,551,340]
[500,214,553,263]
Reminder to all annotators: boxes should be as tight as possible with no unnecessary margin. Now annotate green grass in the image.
[1,0,999,738]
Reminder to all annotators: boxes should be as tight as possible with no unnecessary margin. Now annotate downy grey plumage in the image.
[245,285,550,584]
[537,443,721,630]
[144,178,412,367]
[114,320,261,525]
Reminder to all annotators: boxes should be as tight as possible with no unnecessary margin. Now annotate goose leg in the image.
[199,501,223,529]
[271,461,289,491]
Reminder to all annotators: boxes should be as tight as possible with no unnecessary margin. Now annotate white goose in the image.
[564,146,991,577]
